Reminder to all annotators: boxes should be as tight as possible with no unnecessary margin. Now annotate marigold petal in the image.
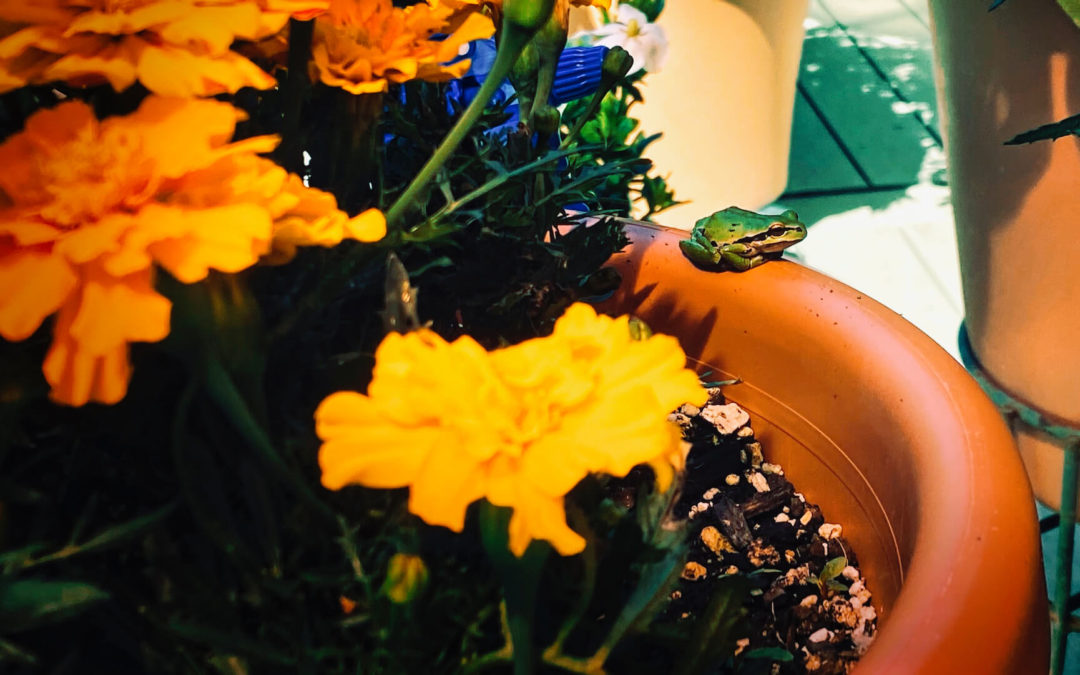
[43,268,169,406]
[64,3,189,37]
[123,97,251,177]
[408,444,487,532]
[142,203,273,283]
[507,489,585,556]
[67,267,171,356]
[156,4,268,52]
[136,43,276,97]
[316,392,435,490]
[0,247,76,340]
[44,40,138,91]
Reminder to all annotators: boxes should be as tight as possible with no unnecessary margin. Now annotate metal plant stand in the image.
[959,324,1079,675]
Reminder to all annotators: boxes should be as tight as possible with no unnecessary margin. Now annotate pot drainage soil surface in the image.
[666,388,879,674]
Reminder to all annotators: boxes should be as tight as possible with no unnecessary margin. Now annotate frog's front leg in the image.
[679,229,721,266]
[719,244,766,272]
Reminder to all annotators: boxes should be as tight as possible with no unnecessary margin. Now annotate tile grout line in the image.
[795,82,875,188]
[815,0,944,147]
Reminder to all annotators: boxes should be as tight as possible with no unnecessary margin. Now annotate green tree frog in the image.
[679,207,807,271]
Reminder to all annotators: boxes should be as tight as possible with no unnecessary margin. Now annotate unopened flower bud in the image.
[380,553,429,604]
[601,46,634,83]
[627,316,653,341]
[504,0,558,33]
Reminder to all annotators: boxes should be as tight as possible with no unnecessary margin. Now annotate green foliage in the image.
[1005,112,1080,145]
[1058,0,1080,28]
[0,14,718,675]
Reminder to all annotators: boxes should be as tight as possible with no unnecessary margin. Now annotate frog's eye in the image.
[710,240,719,247]
[767,225,788,235]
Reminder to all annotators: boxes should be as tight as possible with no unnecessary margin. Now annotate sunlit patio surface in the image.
[779,0,1078,669]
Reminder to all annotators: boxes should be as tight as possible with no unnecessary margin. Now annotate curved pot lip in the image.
[602,220,1048,674]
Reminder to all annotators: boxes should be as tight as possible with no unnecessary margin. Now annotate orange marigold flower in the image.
[0,0,329,97]
[311,0,495,95]
[315,303,705,557]
[0,96,385,406]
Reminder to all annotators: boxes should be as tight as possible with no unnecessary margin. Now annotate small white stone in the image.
[734,638,750,656]
[856,589,872,605]
[737,426,755,438]
[774,512,792,523]
[850,596,863,609]
[841,566,860,581]
[795,492,806,502]
[847,580,865,596]
[761,462,784,475]
[818,522,842,539]
[749,472,770,492]
[783,506,790,513]
[859,605,877,622]
[700,403,750,434]
[688,502,710,520]
[680,403,701,417]
[799,510,814,526]
[724,473,741,486]
[703,487,720,500]
[800,595,819,607]
[808,628,833,644]
[725,565,740,575]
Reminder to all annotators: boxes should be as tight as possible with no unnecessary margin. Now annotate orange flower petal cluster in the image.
[0,0,329,97]
[311,0,495,95]
[316,303,705,556]
[0,96,385,406]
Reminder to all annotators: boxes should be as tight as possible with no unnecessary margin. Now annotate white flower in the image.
[585,4,668,74]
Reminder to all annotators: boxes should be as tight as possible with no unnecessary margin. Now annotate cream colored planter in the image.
[574,0,808,225]
[930,0,1080,509]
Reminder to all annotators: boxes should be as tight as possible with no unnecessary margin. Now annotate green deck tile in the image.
[798,5,936,187]
[817,0,942,142]
[899,0,931,28]
[785,91,868,194]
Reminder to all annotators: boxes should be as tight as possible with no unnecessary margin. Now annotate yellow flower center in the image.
[625,19,641,37]
[36,128,156,228]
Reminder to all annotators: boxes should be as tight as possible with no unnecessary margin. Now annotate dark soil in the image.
[666,388,878,674]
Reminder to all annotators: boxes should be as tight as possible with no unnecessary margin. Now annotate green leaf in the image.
[672,574,752,675]
[0,579,109,633]
[1058,0,1080,28]
[743,647,794,662]
[1004,112,1080,144]
[820,556,848,583]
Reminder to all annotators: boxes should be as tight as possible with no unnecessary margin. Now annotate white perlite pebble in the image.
[848,580,865,596]
[688,502,710,519]
[808,628,833,644]
[734,638,750,656]
[800,510,814,526]
[774,512,792,523]
[700,403,750,434]
[800,595,819,607]
[761,462,784,475]
[748,472,770,493]
[818,522,842,539]
[737,426,755,438]
[703,487,720,500]
[724,473,740,486]
[841,566,860,581]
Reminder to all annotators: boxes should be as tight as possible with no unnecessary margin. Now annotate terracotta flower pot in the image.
[928,0,1080,510]
[600,222,1049,673]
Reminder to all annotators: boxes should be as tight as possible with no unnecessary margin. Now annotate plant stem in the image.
[277,18,314,175]
[383,25,533,231]
[203,356,335,522]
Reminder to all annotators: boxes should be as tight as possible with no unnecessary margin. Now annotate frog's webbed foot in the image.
[719,248,766,272]
[680,231,721,267]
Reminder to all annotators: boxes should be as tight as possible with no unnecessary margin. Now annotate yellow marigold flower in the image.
[316,303,705,557]
[0,96,385,406]
[0,0,329,97]
[310,0,495,95]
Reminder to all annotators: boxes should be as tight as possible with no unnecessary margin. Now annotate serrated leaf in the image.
[820,555,848,582]
[672,574,752,675]
[1004,112,1080,144]
[744,647,794,662]
[0,579,109,633]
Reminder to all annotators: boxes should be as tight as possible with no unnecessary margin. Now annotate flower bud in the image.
[380,553,429,604]
[628,316,653,341]
[503,0,558,33]
[601,46,634,83]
